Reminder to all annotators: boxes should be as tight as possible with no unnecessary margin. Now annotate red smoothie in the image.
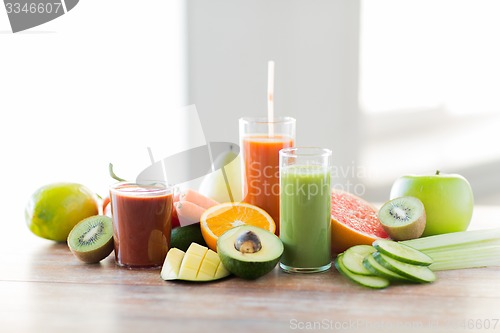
[110,183,173,268]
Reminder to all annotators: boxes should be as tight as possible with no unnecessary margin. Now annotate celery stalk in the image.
[401,228,500,271]
[402,228,500,250]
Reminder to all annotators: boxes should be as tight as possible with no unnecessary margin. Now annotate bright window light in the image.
[360,0,500,116]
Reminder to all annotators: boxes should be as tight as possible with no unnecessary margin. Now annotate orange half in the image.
[200,202,276,251]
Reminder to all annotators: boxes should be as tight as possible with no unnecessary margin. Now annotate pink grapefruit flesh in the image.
[331,190,390,254]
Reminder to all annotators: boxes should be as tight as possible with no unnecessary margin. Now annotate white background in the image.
[1,0,499,239]
[1,1,187,235]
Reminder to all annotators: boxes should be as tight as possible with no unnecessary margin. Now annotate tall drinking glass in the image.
[239,117,296,234]
[279,147,332,273]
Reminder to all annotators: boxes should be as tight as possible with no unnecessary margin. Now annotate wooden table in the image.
[3,206,500,333]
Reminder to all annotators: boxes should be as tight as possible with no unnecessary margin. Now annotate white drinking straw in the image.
[267,60,275,137]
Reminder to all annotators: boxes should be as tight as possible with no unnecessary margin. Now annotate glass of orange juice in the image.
[239,117,296,234]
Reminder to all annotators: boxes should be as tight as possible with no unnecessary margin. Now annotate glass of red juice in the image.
[109,182,174,269]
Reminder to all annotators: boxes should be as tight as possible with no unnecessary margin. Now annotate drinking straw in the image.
[267,60,275,137]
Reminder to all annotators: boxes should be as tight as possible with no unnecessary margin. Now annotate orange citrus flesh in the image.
[331,190,390,254]
[200,202,276,251]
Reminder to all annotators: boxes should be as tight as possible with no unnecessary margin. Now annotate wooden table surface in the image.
[3,206,500,333]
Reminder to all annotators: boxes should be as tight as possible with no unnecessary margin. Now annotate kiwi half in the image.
[378,197,426,241]
[67,215,114,263]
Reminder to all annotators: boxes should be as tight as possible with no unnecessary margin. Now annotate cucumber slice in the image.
[363,253,411,282]
[342,245,376,275]
[373,252,436,283]
[335,254,390,289]
[373,239,433,266]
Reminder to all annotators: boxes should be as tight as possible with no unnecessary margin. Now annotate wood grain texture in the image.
[2,207,500,333]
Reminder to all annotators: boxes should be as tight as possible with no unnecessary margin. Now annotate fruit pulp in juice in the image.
[110,184,173,268]
[280,165,331,269]
[242,135,294,234]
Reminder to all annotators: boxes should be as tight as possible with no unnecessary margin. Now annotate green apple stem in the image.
[109,163,127,182]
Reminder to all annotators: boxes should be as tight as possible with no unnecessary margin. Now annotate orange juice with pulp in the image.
[242,135,294,234]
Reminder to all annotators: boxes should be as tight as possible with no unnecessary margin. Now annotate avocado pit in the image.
[234,230,262,253]
[217,225,284,279]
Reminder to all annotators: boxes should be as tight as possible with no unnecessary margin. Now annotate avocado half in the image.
[217,225,284,280]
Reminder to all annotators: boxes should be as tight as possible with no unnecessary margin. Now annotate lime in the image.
[171,223,207,252]
[25,183,99,242]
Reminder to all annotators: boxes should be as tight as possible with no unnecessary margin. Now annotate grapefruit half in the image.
[331,190,390,254]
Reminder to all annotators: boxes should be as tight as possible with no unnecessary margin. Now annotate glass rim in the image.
[279,147,332,158]
[239,116,296,125]
[109,181,174,196]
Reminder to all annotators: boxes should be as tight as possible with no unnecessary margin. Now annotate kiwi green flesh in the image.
[378,197,426,241]
[68,215,114,263]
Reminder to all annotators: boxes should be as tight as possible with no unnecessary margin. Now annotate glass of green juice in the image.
[279,147,332,273]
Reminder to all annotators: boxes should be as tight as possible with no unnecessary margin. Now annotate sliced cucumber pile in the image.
[334,240,435,289]
[373,239,433,266]
[363,254,410,282]
[373,252,436,283]
[342,245,376,276]
[335,254,390,289]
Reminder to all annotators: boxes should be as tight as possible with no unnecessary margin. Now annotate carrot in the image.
[102,197,111,217]
[175,200,207,224]
[179,189,219,209]
[171,205,181,229]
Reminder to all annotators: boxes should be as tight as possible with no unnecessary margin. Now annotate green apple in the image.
[198,150,243,203]
[390,171,474,236]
